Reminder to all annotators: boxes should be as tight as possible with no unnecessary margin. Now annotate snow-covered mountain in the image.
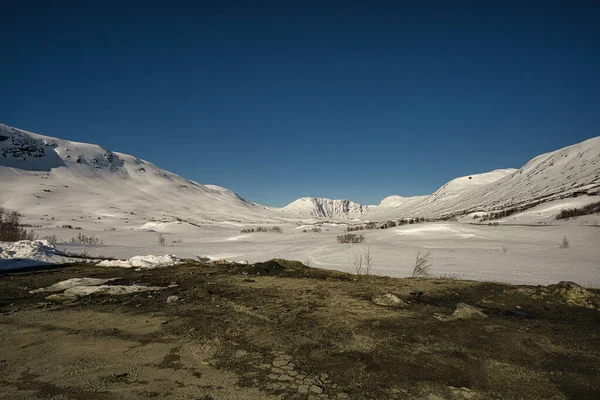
[368,169,516,219]
[378,195,428,208]
[0,123,285,225]
[1,123,599,225]
[368,138,600,220]
[280,197,373,219]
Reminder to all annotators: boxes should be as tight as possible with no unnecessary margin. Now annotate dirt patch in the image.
[1,261,599,399]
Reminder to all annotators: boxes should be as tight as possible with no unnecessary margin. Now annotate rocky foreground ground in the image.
[1,260,599,400]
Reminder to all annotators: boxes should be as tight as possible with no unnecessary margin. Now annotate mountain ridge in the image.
[280,197,374,219]
[1,123,599,223]
[0,123,282,224]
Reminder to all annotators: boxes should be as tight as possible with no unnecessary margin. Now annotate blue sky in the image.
[2,1,599,207]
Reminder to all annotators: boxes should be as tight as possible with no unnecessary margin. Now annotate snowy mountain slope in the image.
[280,197,373,219]
[0,124,287,225]
[368,137,600,220]
[2,123,598,225]
[378,195,428,208]
[431,169,518,196]
[366,170,515,220]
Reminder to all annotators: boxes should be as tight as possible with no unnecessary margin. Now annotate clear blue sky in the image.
[2,1,599,207]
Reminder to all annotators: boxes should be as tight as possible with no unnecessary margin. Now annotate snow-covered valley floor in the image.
[12,217,599,288]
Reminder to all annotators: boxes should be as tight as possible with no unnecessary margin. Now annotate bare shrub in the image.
[412,251,433,277]
[560,236,570,249]
[0,207,37,242]
[436,273,461,280]
[70,233,103,245]
[380,220,397,229]
[346,225,364,232]
[351,253,364,275]
[42,235,59,244]
[64,249,90,259]
[303,249,314,267]
[349,245,374,275]
[158,233,166,246]
[502,246,508,253]
[241,226,283,234]
[337,233,365,244]
[311,227,322,233]
[61,224,82,230]
[365,222,378,230]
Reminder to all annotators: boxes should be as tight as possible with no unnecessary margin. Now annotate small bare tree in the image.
[350,245,375,275]
[560,236,569,249]
[412,251,432,278]
[158,233,165,246]
[363,245,374,275]
[337,233,365,244]
[351,253,363,275]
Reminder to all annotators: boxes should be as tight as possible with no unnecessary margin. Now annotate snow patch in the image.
[58,284,165,298]
[30,277,117,293]
[394,224,484,239]
[0,240,89,270]
[140,221,183,232]
[97,254,181,270]
[30,277,167,299]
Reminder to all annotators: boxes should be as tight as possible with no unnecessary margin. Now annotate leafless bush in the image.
[42,235,59,244]
[380,220,397,229]
[61,224,82,230]
[346,225,365,232]
[350,245,375,275]
[436,273,460,280]
[64,249,91,259]
[412,251,432,277]
[69,233,103,245]
[0,207,37,242]
[365,222,378,230]
[337,233,365,244]
[560,236,570,249]
[303,249,314,267]
[241,226,283,234]
[158,233,166,246]
[311,227,322,233]
[502,246,508,253]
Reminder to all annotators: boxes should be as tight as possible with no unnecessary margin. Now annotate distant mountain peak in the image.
[281,197,373,219]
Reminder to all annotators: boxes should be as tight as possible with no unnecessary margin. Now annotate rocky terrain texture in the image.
[1,260,599,399]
